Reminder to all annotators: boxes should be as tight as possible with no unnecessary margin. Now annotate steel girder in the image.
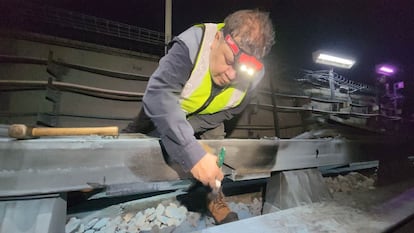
[0,133,408,197]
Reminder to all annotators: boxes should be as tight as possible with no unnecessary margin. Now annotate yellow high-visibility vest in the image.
[180,23,249,115]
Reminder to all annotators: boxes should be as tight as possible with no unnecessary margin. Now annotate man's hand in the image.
[191,152,224,189]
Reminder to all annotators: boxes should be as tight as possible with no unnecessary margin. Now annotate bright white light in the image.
[314,52,355,69]
[247,68,254,76]
[240,65,247,71]
[239,64,255,76]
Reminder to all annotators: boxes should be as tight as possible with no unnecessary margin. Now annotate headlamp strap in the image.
[224,34,240,55]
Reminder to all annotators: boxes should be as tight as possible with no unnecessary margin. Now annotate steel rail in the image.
[1,132,409,197]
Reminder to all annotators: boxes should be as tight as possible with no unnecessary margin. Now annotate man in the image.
[124,9,275,224]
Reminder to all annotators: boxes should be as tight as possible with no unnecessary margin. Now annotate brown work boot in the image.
[207,190,239,224]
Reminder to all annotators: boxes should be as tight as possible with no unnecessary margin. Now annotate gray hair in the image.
[223,9,275,58]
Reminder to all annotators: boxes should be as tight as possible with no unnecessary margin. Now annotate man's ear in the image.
[210,31,221,49]
[215,31,221,40]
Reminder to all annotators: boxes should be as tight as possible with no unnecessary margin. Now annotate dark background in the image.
[2,0,413,86]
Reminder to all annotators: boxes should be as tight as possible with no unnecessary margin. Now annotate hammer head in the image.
[8,124,34,139]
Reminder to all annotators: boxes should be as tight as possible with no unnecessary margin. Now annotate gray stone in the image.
[85,218,99,230]
[65,217,80,233]
[93,217,109,230]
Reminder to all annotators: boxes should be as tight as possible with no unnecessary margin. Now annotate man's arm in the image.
[142,39,206,171]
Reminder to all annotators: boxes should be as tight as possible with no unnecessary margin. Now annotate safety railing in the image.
[17,4,165,46]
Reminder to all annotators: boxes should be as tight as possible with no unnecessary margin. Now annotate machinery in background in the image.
[287,68,409,134]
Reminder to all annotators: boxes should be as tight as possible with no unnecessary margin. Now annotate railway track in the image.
[1,132,413,232]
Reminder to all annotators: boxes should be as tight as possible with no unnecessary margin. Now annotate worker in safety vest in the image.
[124,9,275,224]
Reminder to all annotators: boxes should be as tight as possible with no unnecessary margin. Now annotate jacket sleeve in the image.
[142,39,206,172]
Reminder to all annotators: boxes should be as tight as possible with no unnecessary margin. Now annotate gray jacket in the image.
[142,25,264,171]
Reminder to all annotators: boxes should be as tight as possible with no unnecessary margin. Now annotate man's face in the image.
[209,31,263,87]
[209,31,238,87]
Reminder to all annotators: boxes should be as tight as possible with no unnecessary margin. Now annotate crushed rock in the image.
[66,194,262,233]
[67,172,377,233]
[325,171,376,194]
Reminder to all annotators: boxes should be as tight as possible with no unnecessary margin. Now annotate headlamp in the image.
[224,33,263,77]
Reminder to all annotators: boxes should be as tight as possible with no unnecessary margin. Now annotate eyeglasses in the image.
[223,33,263,77]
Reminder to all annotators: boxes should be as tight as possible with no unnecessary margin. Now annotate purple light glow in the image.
[376,64,397,76]
[395,81,404,89]
[379,66,394,74]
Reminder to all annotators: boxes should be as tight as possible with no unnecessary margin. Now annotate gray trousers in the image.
[123,110,226,140]
[199,123,226,140]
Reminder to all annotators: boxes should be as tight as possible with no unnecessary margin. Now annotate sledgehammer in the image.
[8,124,119,139]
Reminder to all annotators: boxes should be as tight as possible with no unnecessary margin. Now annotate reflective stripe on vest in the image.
[180,23,248,115]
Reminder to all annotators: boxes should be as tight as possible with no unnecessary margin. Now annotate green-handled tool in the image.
[217,147,226,168]
[214,147,226,191]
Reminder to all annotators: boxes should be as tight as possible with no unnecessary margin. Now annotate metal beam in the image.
[0,193,67,233]
[0,133,410,197]
[0,135,182,197]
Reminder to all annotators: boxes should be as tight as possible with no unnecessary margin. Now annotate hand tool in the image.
[199,142,226,191]
[215,147,226,189]
[8,124,119,139]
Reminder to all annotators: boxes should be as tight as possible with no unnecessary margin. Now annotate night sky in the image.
[4,0,414,86]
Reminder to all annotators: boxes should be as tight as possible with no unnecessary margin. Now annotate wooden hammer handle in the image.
[8,124,119,139]
[32,126,119,137]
